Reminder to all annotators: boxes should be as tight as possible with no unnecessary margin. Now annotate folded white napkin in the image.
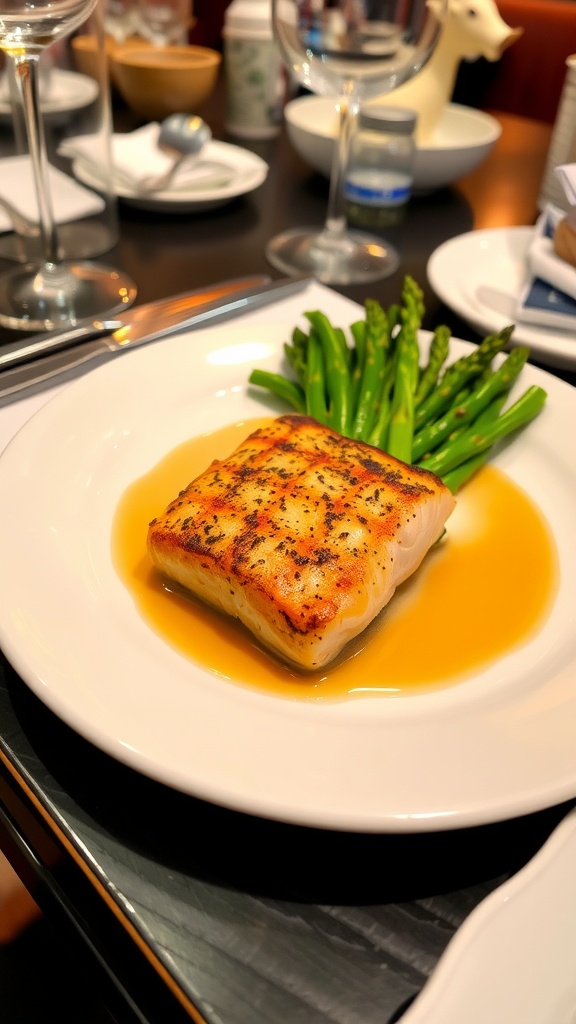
[516,202,576,329]
[0,154,105,235]
[61,123,237,193]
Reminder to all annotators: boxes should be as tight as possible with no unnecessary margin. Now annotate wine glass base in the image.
[0,261,137,331]
[266,226,399,285]
[0,221,120,264]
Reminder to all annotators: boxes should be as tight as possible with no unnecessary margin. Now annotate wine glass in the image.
[0,0,136,331]
[267,0,446,285]
[135,0,191,45]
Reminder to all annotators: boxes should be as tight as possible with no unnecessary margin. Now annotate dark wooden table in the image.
[1,80,575,1024]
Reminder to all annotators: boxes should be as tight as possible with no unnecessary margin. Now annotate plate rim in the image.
[73,139,269,211]
[0,67,98,118]
[402,806,576,1023]
[427,225,576,371]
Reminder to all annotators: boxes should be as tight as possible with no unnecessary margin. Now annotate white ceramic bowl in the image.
[284,95,502,192]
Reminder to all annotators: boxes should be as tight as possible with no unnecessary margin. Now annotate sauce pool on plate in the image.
[112,418,558,701]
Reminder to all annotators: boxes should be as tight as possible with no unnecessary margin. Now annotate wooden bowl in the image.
[110,44,221,121]
[71,33,153,89]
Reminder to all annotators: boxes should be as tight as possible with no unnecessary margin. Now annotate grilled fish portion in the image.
[147,415,456,670]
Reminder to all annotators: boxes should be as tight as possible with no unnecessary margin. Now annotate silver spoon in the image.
[139,113,213,193]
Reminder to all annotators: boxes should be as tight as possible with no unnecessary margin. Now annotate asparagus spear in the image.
[415,324,450,407]
[419,385,548,478]
[414,325,515,431]
[441,451,492,494]
[349,319,367,415]
[351,298,390,440]
[438,393,510,492]
[386,289,421,462]
[412,346,530,461]
[284,326,308,385]
[304,328,328,422]
[305,310,351,435]
[248,369,306,413]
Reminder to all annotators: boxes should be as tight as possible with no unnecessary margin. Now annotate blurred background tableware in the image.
[1,0,132,263]
[70,120,269,212]
[71,28,152,87]
[222,0,284,140]
[137,112,211,191]
[538,54,576,214]
[344,105,417,228]
[364,0,521,144]
[0,0,136,330]
[110,42,221,121]
[135,0,193,45]
[284,94,502,192]
[266,0,447,286]
[103,0,138,41]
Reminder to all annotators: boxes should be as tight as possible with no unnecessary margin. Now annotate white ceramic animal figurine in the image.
[371,0,522,143]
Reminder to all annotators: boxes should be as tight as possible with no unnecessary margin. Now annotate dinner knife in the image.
[0,273,305,370]
[0,274,312,400]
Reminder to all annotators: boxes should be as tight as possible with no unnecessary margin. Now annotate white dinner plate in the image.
[0,316,575,831]
[403,806,576,1024]
[72,140,269,213]
[427,226,576,371]
[0,69,98,122]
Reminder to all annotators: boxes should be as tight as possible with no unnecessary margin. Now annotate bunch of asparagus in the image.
[248,276,548,493]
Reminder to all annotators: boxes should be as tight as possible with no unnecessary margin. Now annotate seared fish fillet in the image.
[147,415,456,670]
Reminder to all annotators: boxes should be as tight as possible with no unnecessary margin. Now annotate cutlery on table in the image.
[138,113,213,193]
[0,273,312,399]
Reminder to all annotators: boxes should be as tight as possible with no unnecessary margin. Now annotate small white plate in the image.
[73,140,269,213]
[0,310,575,832]
[0,69,98,122]
[427,226,576,371]
[403,806,576,1024]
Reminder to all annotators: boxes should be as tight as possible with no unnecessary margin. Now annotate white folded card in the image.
[556,163,576,205]
[516,204,576,329]
[0,154,105,234]
[61,123,237,193]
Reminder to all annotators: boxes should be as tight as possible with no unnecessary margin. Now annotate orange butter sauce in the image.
[112,418,558,701]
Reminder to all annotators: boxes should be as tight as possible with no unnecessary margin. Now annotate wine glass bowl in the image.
[267,0,447,285]
[0,0,136,330]
[0,0,100,54]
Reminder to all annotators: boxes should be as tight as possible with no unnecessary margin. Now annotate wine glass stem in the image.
[323,80,360,243]
[11,54,59,266]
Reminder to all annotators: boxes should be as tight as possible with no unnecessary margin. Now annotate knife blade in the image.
[0,274,312,401]
[0,274,275,371]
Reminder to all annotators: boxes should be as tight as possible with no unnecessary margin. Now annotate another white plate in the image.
[284,97,501,191]
[73,140,269,212]
[0,317,575,831]
[0,68,98,121]
[427,226,576,371]
[403,806,576,1024]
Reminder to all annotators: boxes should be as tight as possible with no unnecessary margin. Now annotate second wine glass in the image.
[0,0,136,331]
[267,0,446,285]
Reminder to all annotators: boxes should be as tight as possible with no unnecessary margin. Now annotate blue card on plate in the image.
[517,275,576,329]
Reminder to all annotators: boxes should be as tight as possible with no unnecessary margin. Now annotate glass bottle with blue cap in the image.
[346,106,417,228]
